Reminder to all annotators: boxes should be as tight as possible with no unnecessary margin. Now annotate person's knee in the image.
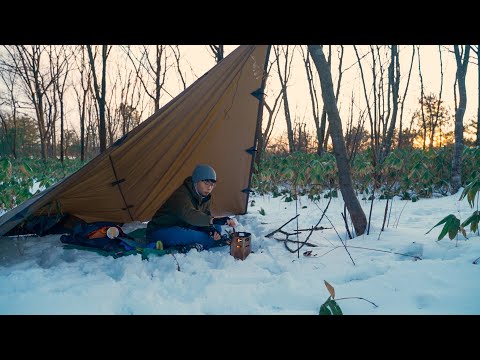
[152,227,216,249]
[194,232,216,249]
[150,227,185,247]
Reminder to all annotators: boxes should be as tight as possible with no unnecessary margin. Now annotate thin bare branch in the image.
[265,214,300,238]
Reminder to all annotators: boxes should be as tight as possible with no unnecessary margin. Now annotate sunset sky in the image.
[179,45,478,140]
[1,45,477,142]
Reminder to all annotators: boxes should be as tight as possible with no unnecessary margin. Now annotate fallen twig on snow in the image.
[315,245,422,261]
[312,200,356,266]
[283,197,333,254]
[265,214,299,238]
[273,237,318,247]
[296,226,331,232]
[323,212,356,266]
[171,254,180,271]
[282,234,316,253]
[335,296,378,308]
[341,211,353,240]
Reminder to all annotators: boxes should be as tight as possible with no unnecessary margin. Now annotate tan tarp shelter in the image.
[0,45,270,236]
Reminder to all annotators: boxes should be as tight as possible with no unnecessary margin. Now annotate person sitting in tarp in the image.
[146,164,236,251]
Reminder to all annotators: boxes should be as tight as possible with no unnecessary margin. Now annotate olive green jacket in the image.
[146,176,212,237]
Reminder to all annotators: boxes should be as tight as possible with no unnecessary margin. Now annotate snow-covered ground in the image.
[1,191,479,315]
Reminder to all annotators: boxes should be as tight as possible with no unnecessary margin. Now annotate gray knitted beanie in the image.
[192,164,216,183]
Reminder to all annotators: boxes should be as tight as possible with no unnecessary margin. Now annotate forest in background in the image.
[1,45,479,237]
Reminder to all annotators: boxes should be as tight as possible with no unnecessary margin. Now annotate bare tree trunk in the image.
[256,90,282,169]
[300,46,321,154]
[318,109,328,155]
[274,45,295,153]
[115,60,141,137]
[399,46,415,148]
[8,45,56,161]
[154,46,167,112]
[171,45,187,90]
[47,48,57,159]
[73,46,92,162]
[86,96,97,156]
[345,96,354,154]
[323,125,330,152]
[374,46,384,157]
[123,45,168,113]
[331,46,344,152]
[354,46,376,167]
[0,113,16,158]
[52,46,70,163]
[264,89,282,144]
[105,78,117,146]
[208,45,224,63]
[0,65,19,158]
[348,109,367,163]
[417,46,427,150]
[383,45,400,159]
[431,45,444,149]
[251,45,271,178]
[370,46,380,161]
[87,45,109,153]
[308,45,367,236]
[254,47,277,170]
[451,45,471,194]
[477,45,480,147]
[320,46,344,155]
[44,73,57,158]
[59,78,64,161]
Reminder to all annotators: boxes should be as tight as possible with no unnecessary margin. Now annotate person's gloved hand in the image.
[212,216,231,225]
[209,227,222,240]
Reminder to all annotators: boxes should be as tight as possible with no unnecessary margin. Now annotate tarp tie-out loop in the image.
[250,88,264,101]
[109,155,134,221]
[246,146,257,155]
[111,179,126,186]
[242,188,254,194]
[112,134,128,147]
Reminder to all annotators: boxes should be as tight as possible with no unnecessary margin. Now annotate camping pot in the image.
[230,231,251,260]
